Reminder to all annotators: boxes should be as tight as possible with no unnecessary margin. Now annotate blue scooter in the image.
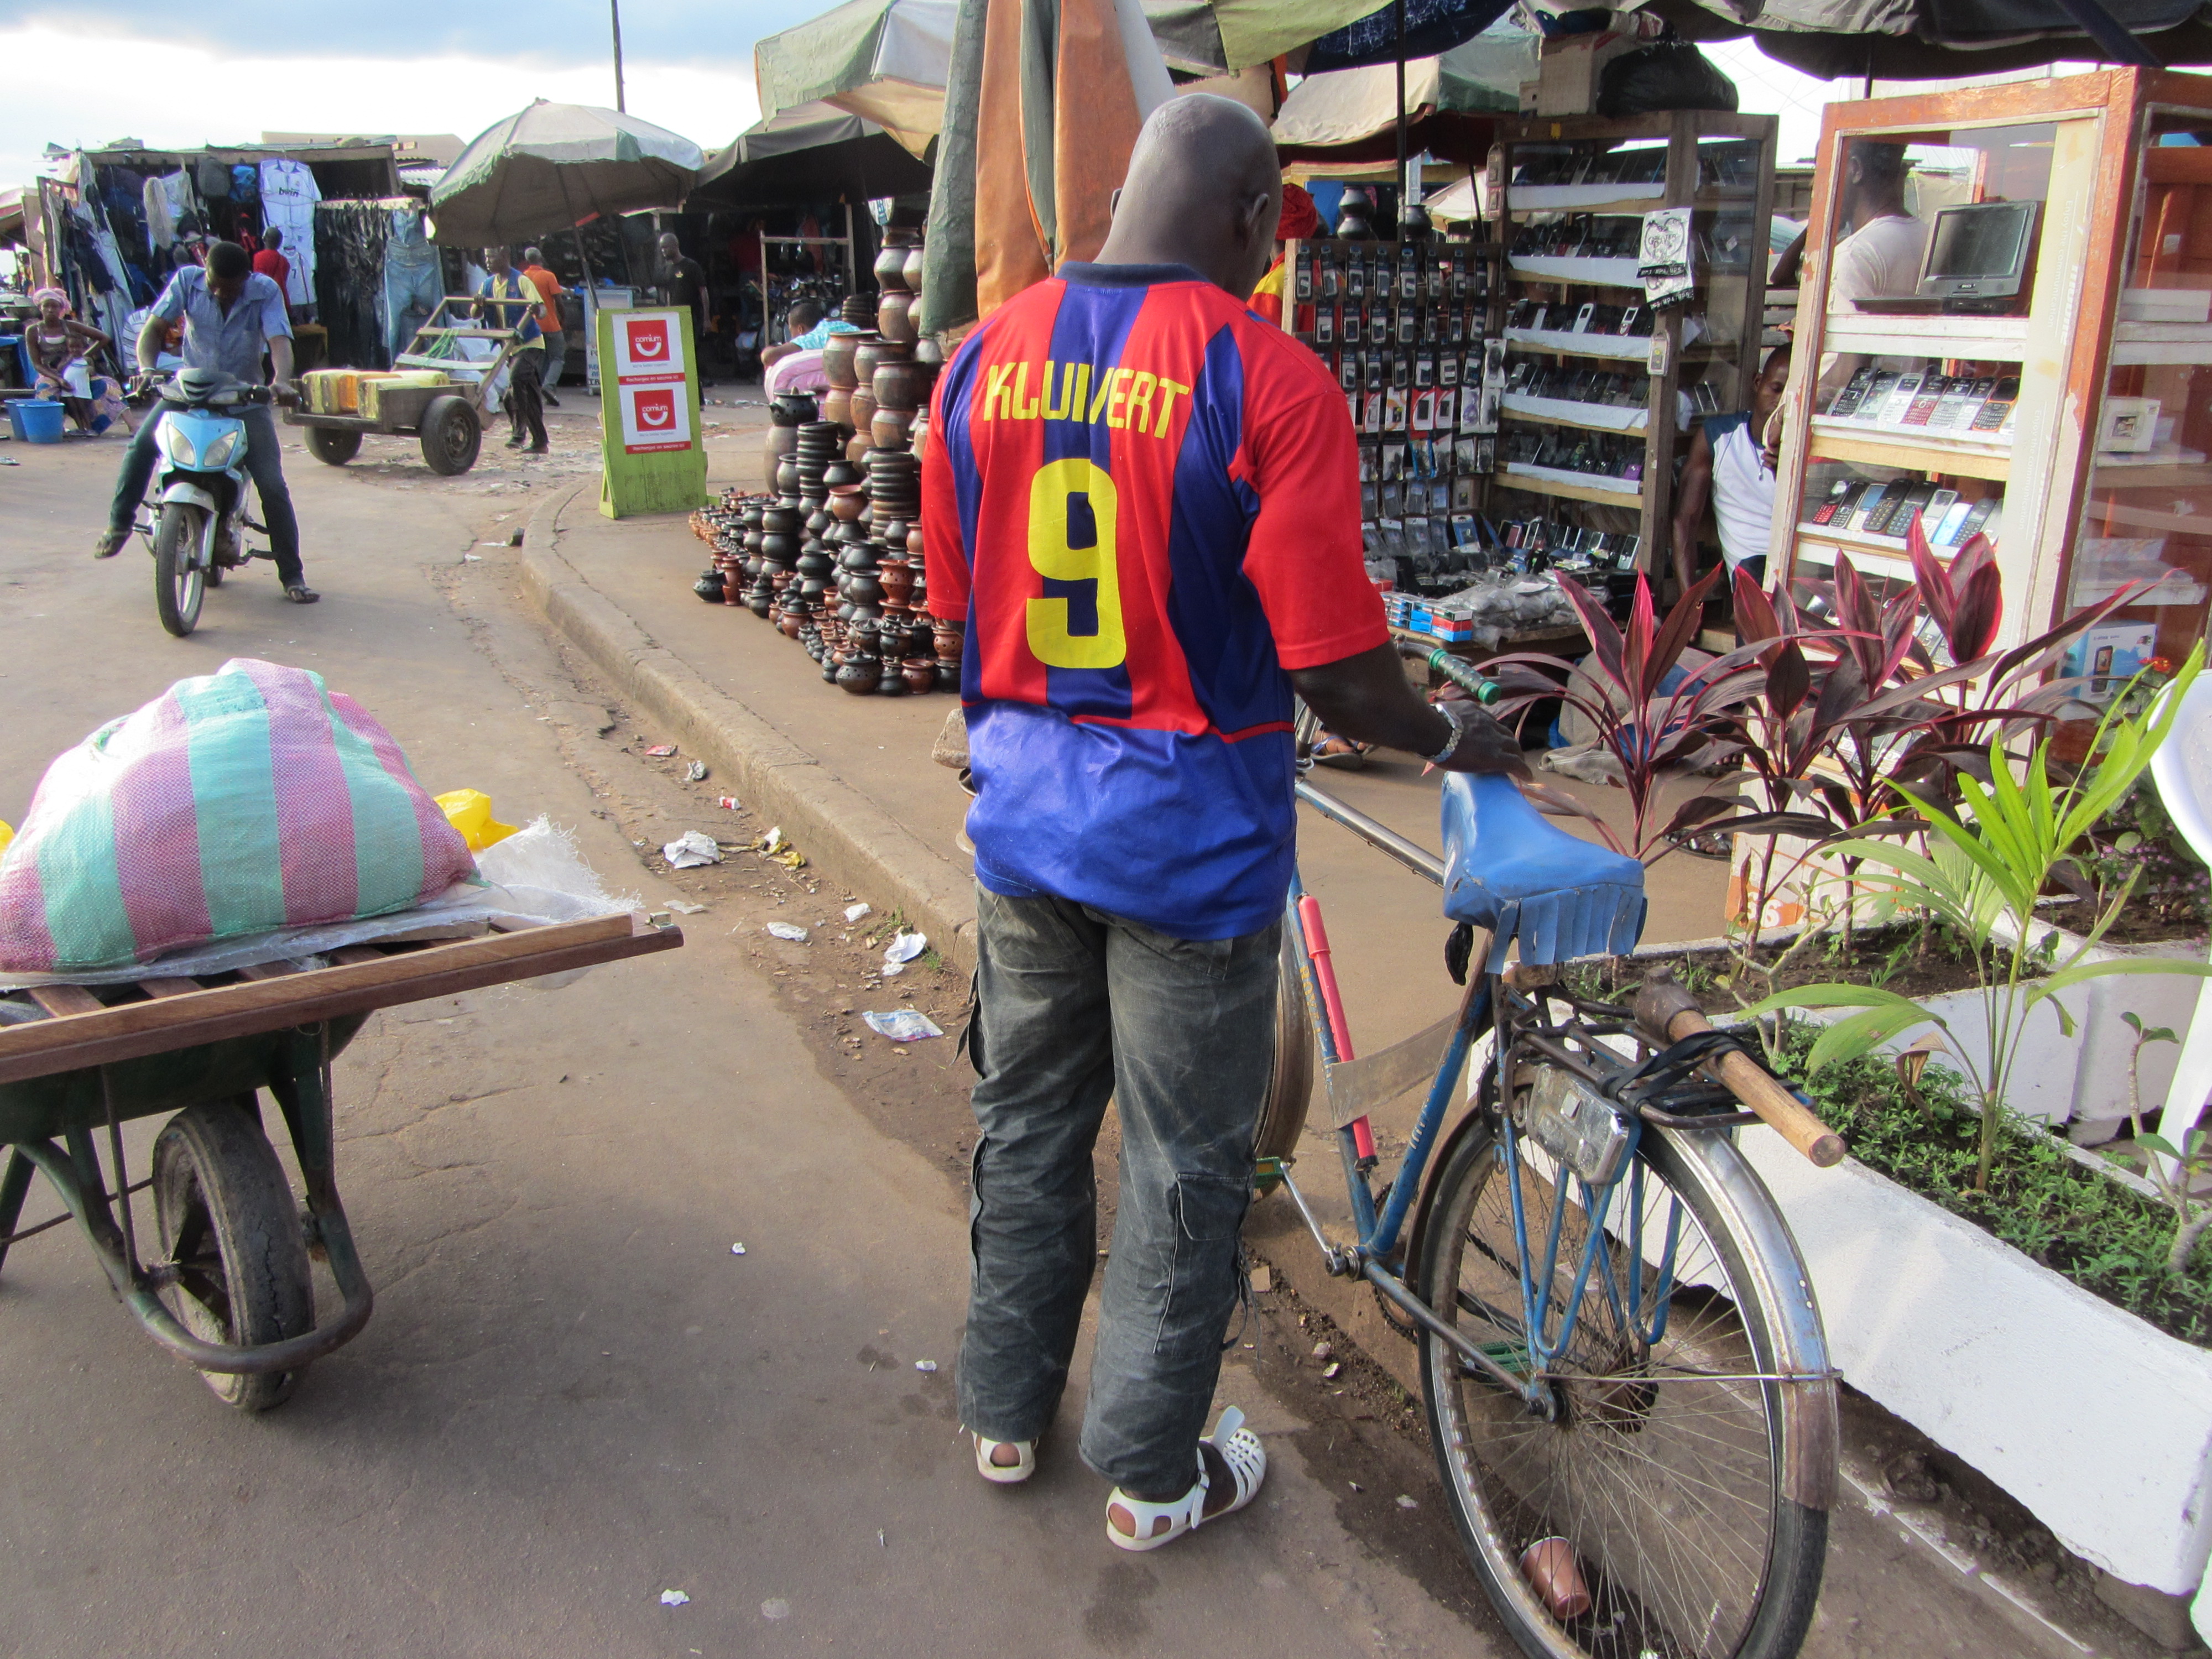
[134,369,272,637]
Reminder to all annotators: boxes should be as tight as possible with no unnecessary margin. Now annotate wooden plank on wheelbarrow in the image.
[136,978,201,999]
[28,986,104,1018]
[0,914,677,1086]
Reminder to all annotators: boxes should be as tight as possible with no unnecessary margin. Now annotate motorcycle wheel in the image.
[154,505,207,638]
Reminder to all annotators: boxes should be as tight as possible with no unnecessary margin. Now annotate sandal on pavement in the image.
[973,1432,1036,1485]
[284,585,320,605]
[1311,735,1371,770]
[1105,1406,1266,1553]
[92,529,127,559]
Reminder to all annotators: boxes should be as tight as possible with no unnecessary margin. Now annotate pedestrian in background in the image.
[477,246,547,455]
[251,228,290,301]
[656,231,712,386]
[521,246,566,407]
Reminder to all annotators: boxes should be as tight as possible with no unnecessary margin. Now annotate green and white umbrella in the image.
[753,0,958,160]
[429,101,705,247]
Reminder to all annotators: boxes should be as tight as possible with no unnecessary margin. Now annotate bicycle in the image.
[1265,643,1843,1659]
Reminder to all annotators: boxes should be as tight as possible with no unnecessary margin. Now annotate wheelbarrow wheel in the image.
[419,394,481,476]
[305,425,362,466]
[152,1097,314,1411]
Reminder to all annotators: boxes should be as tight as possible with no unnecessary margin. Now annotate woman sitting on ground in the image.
[25,288,126,436]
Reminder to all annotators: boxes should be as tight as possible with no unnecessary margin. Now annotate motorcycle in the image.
[133,369,275,637]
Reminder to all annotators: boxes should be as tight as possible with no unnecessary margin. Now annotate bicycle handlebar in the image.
[1395,636,1501,705]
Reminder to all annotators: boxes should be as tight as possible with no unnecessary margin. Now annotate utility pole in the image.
[611,0,628,111]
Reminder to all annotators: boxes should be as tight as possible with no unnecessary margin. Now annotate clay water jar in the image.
[822,388,853,431]
[822,331,860,389]
[902,658,937,693]
[903,246,926,292]
[874,242,911,294]
[849,388,879,437]
[876,290,915,346]
[872,407,913,451]
[851,334,890,389]
[828,486,866,523]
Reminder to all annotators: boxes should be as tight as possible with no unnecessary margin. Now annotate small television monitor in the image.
[1917,200,2042,302]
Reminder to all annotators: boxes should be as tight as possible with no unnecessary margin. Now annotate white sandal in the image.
[1105,1406,1266,1552]
[973,1432,1036,1485]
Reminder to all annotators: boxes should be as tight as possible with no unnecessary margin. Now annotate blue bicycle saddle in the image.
[1440,773,1647,970]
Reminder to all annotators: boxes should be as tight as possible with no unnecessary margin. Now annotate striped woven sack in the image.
[0,659,478,972]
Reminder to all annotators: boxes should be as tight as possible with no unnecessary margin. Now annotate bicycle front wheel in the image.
[1417,1099,1832,1659]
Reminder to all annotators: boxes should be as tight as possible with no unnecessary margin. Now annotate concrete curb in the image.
[517,488,981,973]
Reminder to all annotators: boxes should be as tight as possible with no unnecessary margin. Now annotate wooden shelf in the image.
[1807,420,2014,481]
[1819,314,2029,362]
[1501,393,1650,434]
[2110,321,2212,366]
[1498,463,1645,506]
[1507,185,1759,216]
[1507,255,1646,290]
[1504,326,1655,362]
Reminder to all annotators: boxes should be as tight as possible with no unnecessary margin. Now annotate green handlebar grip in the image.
[1423,647,1501,703]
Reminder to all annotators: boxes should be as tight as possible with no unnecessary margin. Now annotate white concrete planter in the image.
[1738,1128,2212,1599]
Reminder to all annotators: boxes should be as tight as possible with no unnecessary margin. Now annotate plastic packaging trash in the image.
[731,1242,747,1255]
[645,744,677,758]
[667,900,706,915]
[662,831,722,869]
[435,787,520,852]
[1396,1494,1419,1510]
[685,761,708,782]
[715,796,740,810]
[863,1010,944,1041]
[884,932,927,965]
[761,1599,792,1621]
[844,902,871,922]
[660,1590,691,1608]
[0,822,11,856]
[765,922,808,942]
[914,1360,938,1373]
[757,827,806,869]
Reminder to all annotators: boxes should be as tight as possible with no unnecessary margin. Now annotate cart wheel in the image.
[152,1097,314,1411]
[1251,935,1316,1197]
[419,395,481,476]
[305,426,362,467]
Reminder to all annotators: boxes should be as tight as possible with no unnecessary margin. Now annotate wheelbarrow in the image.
[0,912,681,1410]
[286,296,533,477]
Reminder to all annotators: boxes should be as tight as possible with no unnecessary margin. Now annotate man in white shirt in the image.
[1771,140,1928,427]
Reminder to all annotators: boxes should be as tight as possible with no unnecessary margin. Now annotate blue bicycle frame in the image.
[1272,779,1672,1414]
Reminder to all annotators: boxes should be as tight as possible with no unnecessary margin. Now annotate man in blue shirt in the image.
[93,241,315,603]
[758,300,856,370]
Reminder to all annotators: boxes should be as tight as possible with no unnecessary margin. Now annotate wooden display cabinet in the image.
[1493,109,1778,566]
[1772,70,2212,683]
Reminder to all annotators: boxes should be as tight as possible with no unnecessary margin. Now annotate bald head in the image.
[1095,94,1282,298]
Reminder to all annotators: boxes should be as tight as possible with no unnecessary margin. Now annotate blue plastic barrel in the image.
[13,399,65,444]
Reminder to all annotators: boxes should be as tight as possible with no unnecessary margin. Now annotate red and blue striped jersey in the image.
[922,262,1386,939]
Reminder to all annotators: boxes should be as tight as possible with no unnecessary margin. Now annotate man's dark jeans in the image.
[507,350,546,448]
[108,403,303,587]
[957,885,1281,1499]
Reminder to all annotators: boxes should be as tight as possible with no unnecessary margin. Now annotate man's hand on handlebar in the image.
[1290,640,1531,781]
[270,379,302,408]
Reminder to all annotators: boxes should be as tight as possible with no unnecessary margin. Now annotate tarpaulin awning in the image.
[429,101,704,246]
[753,0,959,159]
[0,189,24,243]
[1142,0,1514,74]
[690,102,934,210]
[1269,20,1537,147]
[1650,0,2212,73]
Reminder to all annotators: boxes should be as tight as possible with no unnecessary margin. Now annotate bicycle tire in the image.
[1416,1084,1830,1659]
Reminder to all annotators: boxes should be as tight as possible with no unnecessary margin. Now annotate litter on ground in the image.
[644,744,677,758]
[731,1243,747,1255]
[685,761,708,782]
[660,1590,690,1607]
[914,1360,938,1373]
[766,922,809,942]
[844,902,872,922]
[662,831,722,869]
[884,932,927,964]
[862,1010,943,1042]
[667,900,706,915]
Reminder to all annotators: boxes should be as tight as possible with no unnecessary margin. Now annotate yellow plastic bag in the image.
[0,821,12,857]
[435,790,519,853]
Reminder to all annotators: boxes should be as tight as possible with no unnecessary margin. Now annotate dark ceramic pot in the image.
[901,658,936,693]
[761,505,799,535]
[877,660,909,697]
[821,388,853,431]
[775,458,800,497]
[877,290,915,346]
[821,458,863,491]
[873,358,925,414]
[848,389,878,436]
[874,243,911,294]
[852,335,890,388]
[872,407,913,450]
[840,294,875,328]
[770,392,817,426]
[914,335,943,368]
[696,569,728,603]
[757,533,796,564]
[822,331,860,389]
[909,408,931,465]
[838,658,879,695]
[878,562,916,607]
[903,246,926,293]
[828,487,866,523]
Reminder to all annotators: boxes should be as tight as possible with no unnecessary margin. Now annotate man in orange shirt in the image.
[521,247,566,406]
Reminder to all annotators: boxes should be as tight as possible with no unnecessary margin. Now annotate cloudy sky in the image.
[0,0,818,184]
[0,2,1840,191]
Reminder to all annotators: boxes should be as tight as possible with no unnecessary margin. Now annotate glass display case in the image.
[1494,110,1778,566]
[1772,70,2212,671]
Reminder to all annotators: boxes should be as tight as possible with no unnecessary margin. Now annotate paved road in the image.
[0,420,1494,1656]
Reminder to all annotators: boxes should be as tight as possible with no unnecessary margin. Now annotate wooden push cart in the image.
[285,296,533,477]
[0,912,681,1409]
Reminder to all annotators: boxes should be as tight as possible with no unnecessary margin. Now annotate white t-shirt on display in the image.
[1827,215,1930,313]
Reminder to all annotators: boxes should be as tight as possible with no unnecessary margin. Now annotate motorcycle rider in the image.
[91,240,317,604]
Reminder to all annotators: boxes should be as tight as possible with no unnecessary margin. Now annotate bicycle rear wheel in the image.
[1416,1089,1830,1659]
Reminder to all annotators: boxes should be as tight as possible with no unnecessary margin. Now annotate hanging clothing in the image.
[382,209,443,359]
[142,174,175,249]
[256,159,320,307]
